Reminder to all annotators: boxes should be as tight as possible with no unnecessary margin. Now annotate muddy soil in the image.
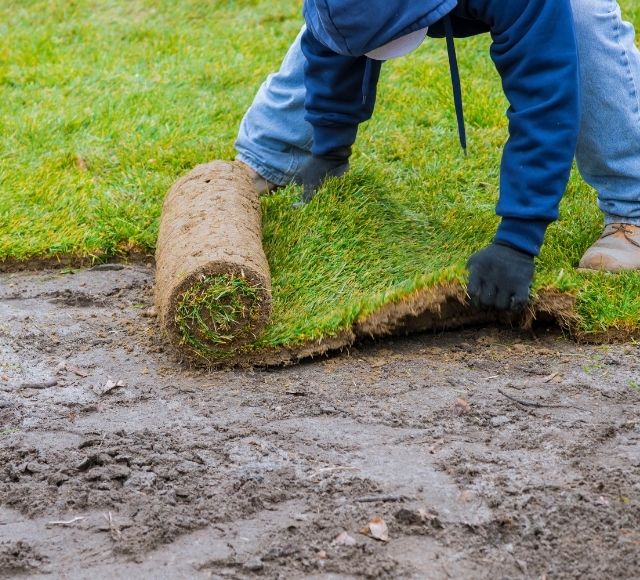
[0,265,639,579]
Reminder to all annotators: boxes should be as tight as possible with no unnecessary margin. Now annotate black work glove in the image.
[466,243,535,312]
[293,147,351,207]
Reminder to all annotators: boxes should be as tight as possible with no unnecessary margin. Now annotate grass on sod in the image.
[175,273,263,356]
[1,0,640,351]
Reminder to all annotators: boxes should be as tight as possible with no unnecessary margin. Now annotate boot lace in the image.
[602,224,640,248]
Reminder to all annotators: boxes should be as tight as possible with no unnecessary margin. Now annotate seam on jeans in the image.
[615,12,640,120]
[285,148,301,177]
[284,134,312,176]
[303,134,314,150]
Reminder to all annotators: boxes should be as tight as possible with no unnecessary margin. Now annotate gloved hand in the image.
[466,242,535,312]
[293,147,351,207]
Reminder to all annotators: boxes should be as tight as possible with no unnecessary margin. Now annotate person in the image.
[235,1,639,308]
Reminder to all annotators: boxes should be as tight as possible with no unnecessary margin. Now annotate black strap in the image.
[444,15,467,153]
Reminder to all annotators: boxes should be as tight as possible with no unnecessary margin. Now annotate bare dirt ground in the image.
[0,265,639,579]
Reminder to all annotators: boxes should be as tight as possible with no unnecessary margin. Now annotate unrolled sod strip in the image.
[155,161,272,363]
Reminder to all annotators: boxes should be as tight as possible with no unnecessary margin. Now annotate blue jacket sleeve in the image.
[476,0,580,256]
[301,27,382,156]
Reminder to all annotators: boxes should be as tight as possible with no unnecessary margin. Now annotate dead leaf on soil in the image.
[360,516,390,542]
[68,365,89,378]
[454,397,471,415]
[93,379,125,396]
[333,531,357,546]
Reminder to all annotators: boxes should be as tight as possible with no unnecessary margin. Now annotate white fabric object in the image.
[365,27,429,60]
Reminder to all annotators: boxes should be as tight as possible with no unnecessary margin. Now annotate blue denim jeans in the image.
[235,0,640,224]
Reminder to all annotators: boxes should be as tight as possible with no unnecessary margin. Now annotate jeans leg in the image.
[571,0,640,225]
[234,26,313,186]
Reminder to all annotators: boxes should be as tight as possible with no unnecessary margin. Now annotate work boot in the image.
[236,161,279,195]
[578,223,640,272]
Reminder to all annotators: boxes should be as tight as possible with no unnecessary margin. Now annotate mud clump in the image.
[0,541,46,575]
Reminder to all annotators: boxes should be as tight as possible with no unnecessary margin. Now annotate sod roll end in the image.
[155,161,272,363]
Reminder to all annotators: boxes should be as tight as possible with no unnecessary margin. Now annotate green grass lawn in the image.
[2,0,640,351]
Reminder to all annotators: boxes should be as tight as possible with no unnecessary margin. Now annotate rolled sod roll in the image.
[155,160,272,362]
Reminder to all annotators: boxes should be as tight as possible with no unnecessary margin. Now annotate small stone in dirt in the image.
[78,438,102,449]
[491,415,510,427]
[454,397,471,415]
[47,472,69,486]
[124,471,157,490]
[395,508,423,526]
[243,558,264,571]
[419,509,443,529]
[77,456,96,471]
[395,508,443,529]
[76,453,110,472]
[333,531,357,546]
